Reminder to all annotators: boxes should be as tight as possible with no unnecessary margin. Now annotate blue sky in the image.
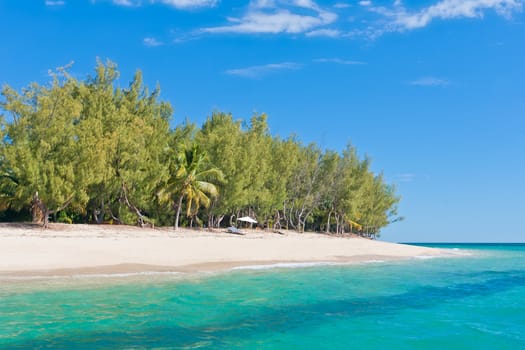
[1,0,524,242]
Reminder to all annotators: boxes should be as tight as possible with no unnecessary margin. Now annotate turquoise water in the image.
[1,244,525,349]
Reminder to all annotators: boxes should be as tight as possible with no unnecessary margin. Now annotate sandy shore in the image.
[0,223,445,277]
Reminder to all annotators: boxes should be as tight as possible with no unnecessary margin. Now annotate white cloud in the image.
[109,0,523,41]
[314,58,365,65]
[112,0,137,6]
[202,0,337,34]
[45,0,65,5]
[205,11,334,34]
[333,2,351,8]
[225,62,302,78]
[157,0,218,9]
[377,0,523,31]
[306,28,341,37]
[111,0,218,9]
[143,37,164,46]
[409,77,450,86]
[393,173,417,182]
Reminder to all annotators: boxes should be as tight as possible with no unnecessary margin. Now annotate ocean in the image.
[1,244,525,349]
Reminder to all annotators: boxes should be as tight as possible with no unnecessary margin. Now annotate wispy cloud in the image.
[202,0,337,35]
[45,0,65,6]
[409,77,450,86]
[333,2,351,9]
[157,0,218,9]
[306,28,341,37]
[112,0,136,6]
[143,37,164,46]
[314,58,365,65]
[369,0,523,34]
[225,62,302,78]
[107,0,523,41]
[393,173,417,182]
[111,0,218,9]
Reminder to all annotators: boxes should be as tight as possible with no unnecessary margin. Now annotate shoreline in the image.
[0,223,450,278]
[0,256,418,280]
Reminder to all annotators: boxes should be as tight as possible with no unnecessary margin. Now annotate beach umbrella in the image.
[237,216,258,224]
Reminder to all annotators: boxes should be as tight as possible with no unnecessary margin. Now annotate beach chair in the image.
[227,226,246,235]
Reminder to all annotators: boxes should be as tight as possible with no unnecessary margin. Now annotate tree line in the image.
[0,61,401,236]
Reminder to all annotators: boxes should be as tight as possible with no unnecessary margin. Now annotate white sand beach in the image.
[0,223,444,277]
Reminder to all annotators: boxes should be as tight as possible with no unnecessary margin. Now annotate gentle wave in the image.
[442,248,475,257]
[71,271,183,279]
[413,248,475,260]
[231,262,343,270]
[413,255,439,260]
[0,271,182,281]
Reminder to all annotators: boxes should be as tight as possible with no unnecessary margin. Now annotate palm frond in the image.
[197,181,219,197]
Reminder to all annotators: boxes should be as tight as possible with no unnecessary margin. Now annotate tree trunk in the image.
[282,203,288,230]
[43,209,50,228]
[217,215,224,228]
[274,211,281,230]
[108,206,122,225]
[31,192,44,224]
[303,209,314,233]
[174,195,183,230]
[31,205,44,224]
[334,213,341,235]
[287,204,295,230]
[31,191,58,229]
[120,184,148,227]
[325,209,332,233]
[93,199,105,224]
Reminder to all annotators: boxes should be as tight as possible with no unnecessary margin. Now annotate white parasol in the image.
[237,216,258,224]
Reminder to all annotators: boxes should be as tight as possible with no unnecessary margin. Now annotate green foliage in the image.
[0,68,88,226]
[0,208,31,222]
[158,143,224,230]
[0,61,401,236]
[56,211,73,224]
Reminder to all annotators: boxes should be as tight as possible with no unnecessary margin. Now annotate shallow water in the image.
[1,244,525,349]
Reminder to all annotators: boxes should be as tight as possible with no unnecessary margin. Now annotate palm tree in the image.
[165,144,224,230]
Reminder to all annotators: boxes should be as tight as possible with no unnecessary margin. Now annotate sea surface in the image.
[1,244,525,349]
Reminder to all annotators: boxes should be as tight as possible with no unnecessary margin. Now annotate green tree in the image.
[331,145,369,234]
[0,68,90,227]
[285,143,323,232]
[264,136,299,229]
[161,144,224,230]
[316,150,341,233]
[359,173,401,237]
[196,112,245,227]
[77,60,172,226]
